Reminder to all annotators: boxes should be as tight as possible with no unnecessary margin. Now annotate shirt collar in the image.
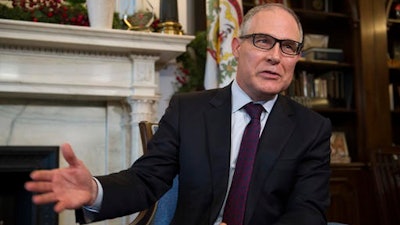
[231,79,278,113]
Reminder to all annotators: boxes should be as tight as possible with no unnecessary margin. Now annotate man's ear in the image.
[231,37,241,58]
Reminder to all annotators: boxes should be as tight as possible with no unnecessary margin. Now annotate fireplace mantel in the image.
[0,19,193,67]
[0,19,193,100]
[0,19,193,225]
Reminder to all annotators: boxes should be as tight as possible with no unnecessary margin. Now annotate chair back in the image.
[139,121,159,154]
[370,146,400,225]
[129,121,159,225]
[130,121,178,225]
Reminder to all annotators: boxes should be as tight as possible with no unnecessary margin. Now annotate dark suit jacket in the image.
[77,84,331,225]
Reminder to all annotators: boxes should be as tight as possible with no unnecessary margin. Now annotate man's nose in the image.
[265,43,281,64]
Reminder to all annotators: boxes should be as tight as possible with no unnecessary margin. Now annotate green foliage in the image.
[0,4,31,21]
[66,0,85,4]
[175,31,207,93]
[112,12,125,30]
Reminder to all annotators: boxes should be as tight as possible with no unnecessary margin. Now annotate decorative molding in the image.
[127,97,158,123]
[0,44,128,59]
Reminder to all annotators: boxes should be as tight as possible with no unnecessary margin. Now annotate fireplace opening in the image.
[0,146,59,225]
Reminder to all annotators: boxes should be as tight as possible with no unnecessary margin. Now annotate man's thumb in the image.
[61,143,80,167]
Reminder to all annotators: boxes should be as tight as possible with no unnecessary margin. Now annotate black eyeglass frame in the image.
[239,33,303,56]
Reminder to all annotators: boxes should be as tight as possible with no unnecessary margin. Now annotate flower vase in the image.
[123,0,155,32]
[86,0,116,29]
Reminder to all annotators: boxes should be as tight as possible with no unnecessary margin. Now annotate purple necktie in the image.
[222,103,265,225]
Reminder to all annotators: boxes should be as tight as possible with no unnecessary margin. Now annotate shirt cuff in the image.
[82,177,103,222]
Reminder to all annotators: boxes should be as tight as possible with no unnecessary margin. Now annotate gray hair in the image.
[239,3,303,43]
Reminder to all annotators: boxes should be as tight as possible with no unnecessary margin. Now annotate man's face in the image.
[232,8,301,101]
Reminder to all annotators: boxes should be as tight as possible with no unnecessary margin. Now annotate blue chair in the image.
[150,176,178,225]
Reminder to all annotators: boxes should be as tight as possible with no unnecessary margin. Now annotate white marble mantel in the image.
[0,19,193,99]
[0,19,193,225]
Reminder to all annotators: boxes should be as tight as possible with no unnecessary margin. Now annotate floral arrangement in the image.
[0,0,90,26]
[0,0,158,30]
[175,31,207,93]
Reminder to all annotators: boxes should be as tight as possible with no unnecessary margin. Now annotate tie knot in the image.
[244,103,264,120]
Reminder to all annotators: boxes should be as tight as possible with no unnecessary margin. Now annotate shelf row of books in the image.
[285,70,353,109]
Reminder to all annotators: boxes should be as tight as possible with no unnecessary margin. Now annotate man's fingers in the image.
[25,180,53,193]
[32,192,57,205]
[29,170,54,181]
[54,201,67,213]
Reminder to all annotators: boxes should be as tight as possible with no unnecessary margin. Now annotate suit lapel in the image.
[204,85,233,223]
[244,95,297,225]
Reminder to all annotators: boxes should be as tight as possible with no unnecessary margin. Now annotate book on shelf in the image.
[389,83,400,110]
[302,48,344,63]
[286,70,353,109]
[320,70,353,108]
[390,84,394,111]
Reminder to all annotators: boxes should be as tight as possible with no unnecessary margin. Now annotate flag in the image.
[204,0,243,89]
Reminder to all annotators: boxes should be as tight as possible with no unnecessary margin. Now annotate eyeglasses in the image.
[239,33,303,55]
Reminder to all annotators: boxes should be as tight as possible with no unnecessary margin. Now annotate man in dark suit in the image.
[25,3,331,225]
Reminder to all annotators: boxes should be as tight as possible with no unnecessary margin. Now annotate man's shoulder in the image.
[172,86,230,104]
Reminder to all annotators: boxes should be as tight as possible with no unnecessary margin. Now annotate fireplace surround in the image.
[0,19,193,225]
